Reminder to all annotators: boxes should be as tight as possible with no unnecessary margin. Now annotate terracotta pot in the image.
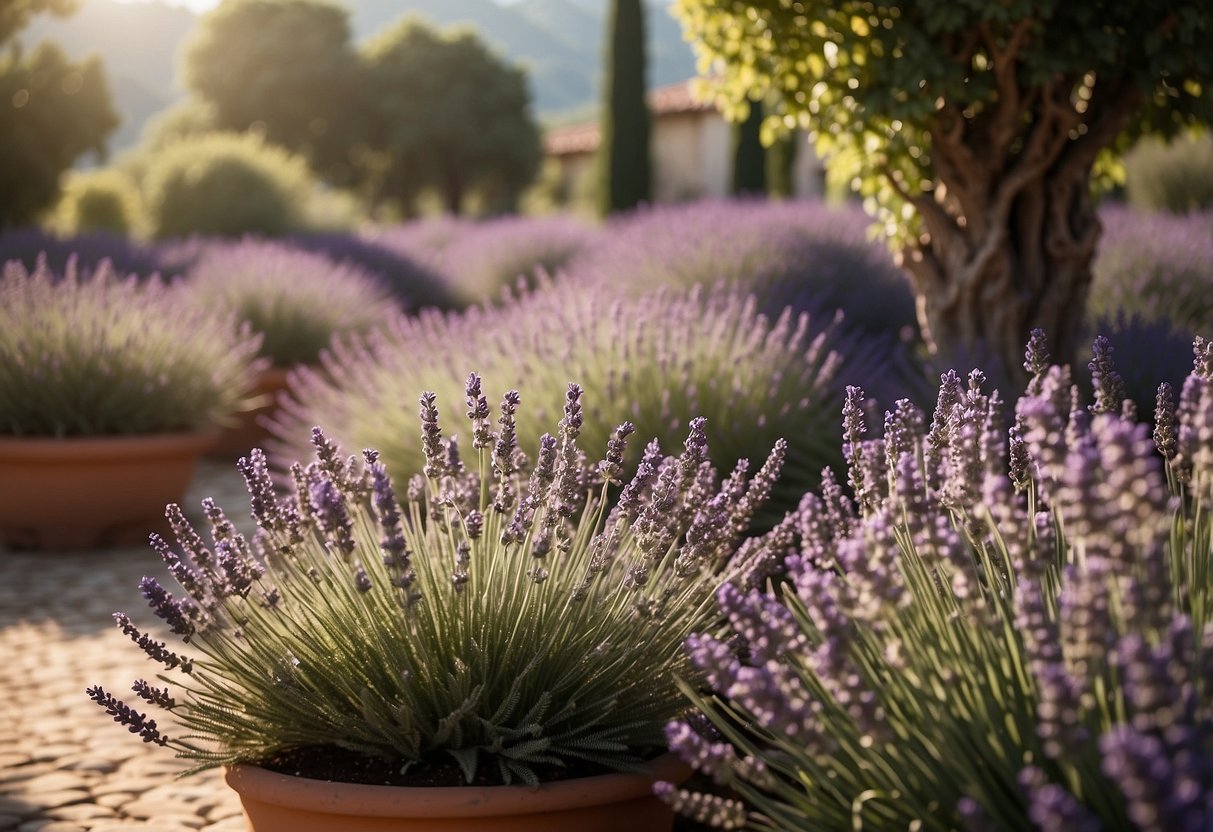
[0,431,216,551]
[209,366,294,459]
[223,753,690,832]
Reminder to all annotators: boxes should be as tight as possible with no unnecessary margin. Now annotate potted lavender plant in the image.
[658,334,1213,830]
[88,375,792,831]
[177,239,398,457]
[0,257,263,550]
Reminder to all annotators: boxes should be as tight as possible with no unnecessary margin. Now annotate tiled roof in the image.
[544,79,715,156]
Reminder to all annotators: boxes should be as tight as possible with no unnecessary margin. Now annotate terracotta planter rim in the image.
[0,430,219,461]
[224,753,689,819]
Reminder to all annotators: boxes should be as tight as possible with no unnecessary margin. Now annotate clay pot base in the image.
[225,753,689,832]
[209,367,294,460]
[0,431,216,551]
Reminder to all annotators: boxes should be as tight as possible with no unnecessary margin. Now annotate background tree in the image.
[182,0,364,186]
[0,0,76,45]
[0,40,118,228]
[731,97,766,196]
[597,0,651,216]
[674,0,1213,384]
[360,17,541,216]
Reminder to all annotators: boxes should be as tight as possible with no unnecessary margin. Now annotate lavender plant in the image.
[434,216,599,306]
[0,227,164,280]
[88,377,791,785]
[1089,205,1213,335]
[0,258,263,437]
[566,199,917,340]
[269,279,875,521]
[659,333,1213,830]
[179,239,398,368]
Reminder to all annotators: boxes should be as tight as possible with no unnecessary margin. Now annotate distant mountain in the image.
[22,0,698,154]
[23,0,196,151]
[344,0,698,117]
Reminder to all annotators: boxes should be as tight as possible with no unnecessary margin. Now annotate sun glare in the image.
[111,0,220,14]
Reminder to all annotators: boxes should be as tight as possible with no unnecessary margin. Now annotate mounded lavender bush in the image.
[179,239,398,368]
[434,216,599,306]
[1090,204,1213,334]
[284,231,461,312]
[269,279,878,519]
[658,332,1213,830]
[0,258,263,436]
[0,228,164,280]
[567,199,917,340]
[88,379,791,784]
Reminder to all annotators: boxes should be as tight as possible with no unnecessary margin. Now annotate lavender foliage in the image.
[179,239,398,367]
[90,378,791,785]
[269,278,876,520]
[662,332,1213,830]
[0,257,263,436]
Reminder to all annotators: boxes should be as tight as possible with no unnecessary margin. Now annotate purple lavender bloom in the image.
[419,392,446,480]
[308,477,356,557]
[86,686,168,746]
[237,449,284,530]
[1017,767,1102,832]
[113,613,192,672]
[139,576,201,639]
[1023,327,1051,386]
[1100,725,1212,832]
[465,373,492,451]
[1155,382,1179,461]
[131,680,175,709]
[1091,334,1125,414]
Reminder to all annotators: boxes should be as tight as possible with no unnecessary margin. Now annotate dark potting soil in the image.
[258,745,646,788]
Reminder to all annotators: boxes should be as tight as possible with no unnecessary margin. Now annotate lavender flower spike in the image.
[86,686,168,746]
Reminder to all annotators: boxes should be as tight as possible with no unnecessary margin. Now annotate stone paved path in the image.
[0,459,255,832]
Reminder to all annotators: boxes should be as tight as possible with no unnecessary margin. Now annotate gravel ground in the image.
[0,459,254,832]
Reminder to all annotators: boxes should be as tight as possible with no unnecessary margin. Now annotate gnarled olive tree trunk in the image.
[892,50,1143,388]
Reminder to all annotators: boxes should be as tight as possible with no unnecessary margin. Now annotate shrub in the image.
[659,332,1213,830]
[566,199,917,340]
[0,227,163,278]
[270,280,876,520]
[1089,204,1213,335]
[143,132,314,240]
[179,239,399,368]
[433,216,599,306]
[1124,132,1213,214]
[52,168,145,236]
[88,379,789,783]
[0,258,263,436]
[284,231,462,312]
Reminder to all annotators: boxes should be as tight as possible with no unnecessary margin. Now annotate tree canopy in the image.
[675,0,1213,382]
[181,0,364,186]
[360,17,541,216]
[0,40,118,228]
[0,0,76,46]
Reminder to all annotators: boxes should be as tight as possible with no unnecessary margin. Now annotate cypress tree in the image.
[597,0,650,216]
[731,97,766,196]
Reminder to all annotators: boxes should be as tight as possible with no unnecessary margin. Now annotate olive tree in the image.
[360,17,541,216]
[182,0,364,186]
[675,0,1212,382]
[0,40,118,228]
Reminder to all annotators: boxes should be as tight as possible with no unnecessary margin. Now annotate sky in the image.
[113,0,523,13]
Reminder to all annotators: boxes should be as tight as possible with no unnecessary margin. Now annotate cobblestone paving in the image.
[0,460,256,832]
